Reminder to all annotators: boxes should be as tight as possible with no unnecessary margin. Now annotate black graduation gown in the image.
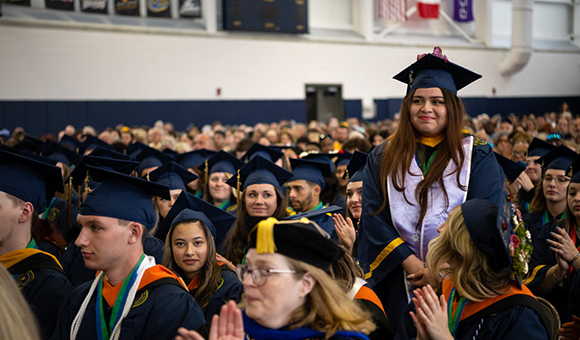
[191,267,244,320]
[2,250,73,339]
[50,267,206,340]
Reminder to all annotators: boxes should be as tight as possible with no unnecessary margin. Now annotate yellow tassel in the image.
[236,169,241,203]
[256,217,278,254]
[83,171,90,197]
[146,172,150,181]
[345,169,350,183]
[67,176,73,229]
[204,159,209,186]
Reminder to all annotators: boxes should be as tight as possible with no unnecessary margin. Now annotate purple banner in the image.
[453,0,473,22]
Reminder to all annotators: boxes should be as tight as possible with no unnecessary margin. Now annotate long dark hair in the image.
[375,88,467,228]
[223,186,288,265]
[162,219,221,311]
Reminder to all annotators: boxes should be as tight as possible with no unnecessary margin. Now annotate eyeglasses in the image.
[236,264,296,286]
[544,176,570,185]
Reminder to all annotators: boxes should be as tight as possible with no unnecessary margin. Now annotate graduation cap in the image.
[333,151,353,169]
[68,155,139,193]
[461,199,511,272]
[133,146,174,176]
[393,47,482,95]
[343,151,368,183]
[241,143,284,163]
[283,205,342,221]
[59,134,81,152]
[78,135,113,155]
[147,162,198,191]
[37,140,82,166]
[156,191,236,247]
[527,138,556,158]
[568,156,580,183]
[226,155,292,192]
[301,153,339,173]
[124,141,148,158]
[79,165,170,229]
[541,145,578,171]
[162,148,179,157]
[199,150,245,176]
[0,149,64,212]
[90,146,132,160]
[176,149,218,170]
[288,158,332,191]
[494,152,526,183]
[247,217,344,272]
[16,134,44,152]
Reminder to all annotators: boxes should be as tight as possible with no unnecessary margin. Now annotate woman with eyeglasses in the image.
[525,154,580,322]
[523,145,578,242]
[159,192,243,321]
[358,48,505,329]
[176,218,376,340]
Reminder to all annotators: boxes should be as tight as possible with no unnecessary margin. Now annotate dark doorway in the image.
[305,84,344,123]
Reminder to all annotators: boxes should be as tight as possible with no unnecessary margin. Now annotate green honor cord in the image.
[96,254,145,340]
[447,288,469,337]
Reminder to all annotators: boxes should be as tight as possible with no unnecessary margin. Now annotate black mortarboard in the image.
[176,149,218,170]
[199,150,245,175]
[289,158,332,191]
[241,143,284,163]
[494,152,525,183]
[226,156,292,191]
[461,199,511,271]
[68,155,139,187]
[0,149,64,212]
[247,217,344,272]
[302,153,339,172]
[59,135,80,152]
[541,145,578,171]
[133,147,174,175]
[333,151,353,169]
[78,135,112,155]
[124,141,148,158]
[393,47,482,95]
[90,146,132,160]
[79,165,169,229]
[156,191,236,246]
[162,148,179,157]
[343,151,368,183]
[16,134,44,152]
[147,162,198,191]
[527,138,555,158]
[37,140,82,166]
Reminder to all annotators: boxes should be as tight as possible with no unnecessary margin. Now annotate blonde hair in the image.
[0,265,41,340]
[427,206,512,302]
[257,258,375,339]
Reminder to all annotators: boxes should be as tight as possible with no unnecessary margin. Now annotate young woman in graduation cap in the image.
[525,154,580,322]
[200,151,245,214]
[177,218,376,340]
[222,155,292,266]
[159,191,243,321]
[358,47,505,328]
[396,199,550,340]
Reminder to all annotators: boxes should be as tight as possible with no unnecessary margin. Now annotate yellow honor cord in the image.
[256,217,278,254]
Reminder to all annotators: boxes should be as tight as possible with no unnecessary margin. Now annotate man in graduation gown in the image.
[0,149,73,339]
[51,165,205,340]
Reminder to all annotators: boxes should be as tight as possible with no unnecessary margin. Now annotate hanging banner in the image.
[453,0,473,22]
[45,0,74,11]
[179,0,201,18]
[147,0,171,17]
[115,0,139,16]
[378,0,406,22]
[81,0,107,13]
[417,0,440,19]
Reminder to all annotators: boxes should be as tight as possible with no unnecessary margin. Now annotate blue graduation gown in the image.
[50,268,206,340]
[358,136,504,330]
[525,218,573,322]
[192,267,244,320]
[62,234,164,286]
[1,250,73,339]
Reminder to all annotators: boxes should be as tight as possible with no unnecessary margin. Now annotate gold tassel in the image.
[256,217,278,254]
[345,169,350,183]
[67,176,73,229]
[146,172,150,181]
[236,169,241,203]
[285,183,289,209]
[83,171,90,198]
[204,159,209,186]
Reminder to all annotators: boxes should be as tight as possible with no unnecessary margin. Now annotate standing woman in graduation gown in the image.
[158,191,243,321]
[525,155,580,322]
[177,217,376,340]
[222,155,292,265]
[523,145,577,241]
[200,151,245,214]
[359,47,504,328]
[396,199,549,340]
